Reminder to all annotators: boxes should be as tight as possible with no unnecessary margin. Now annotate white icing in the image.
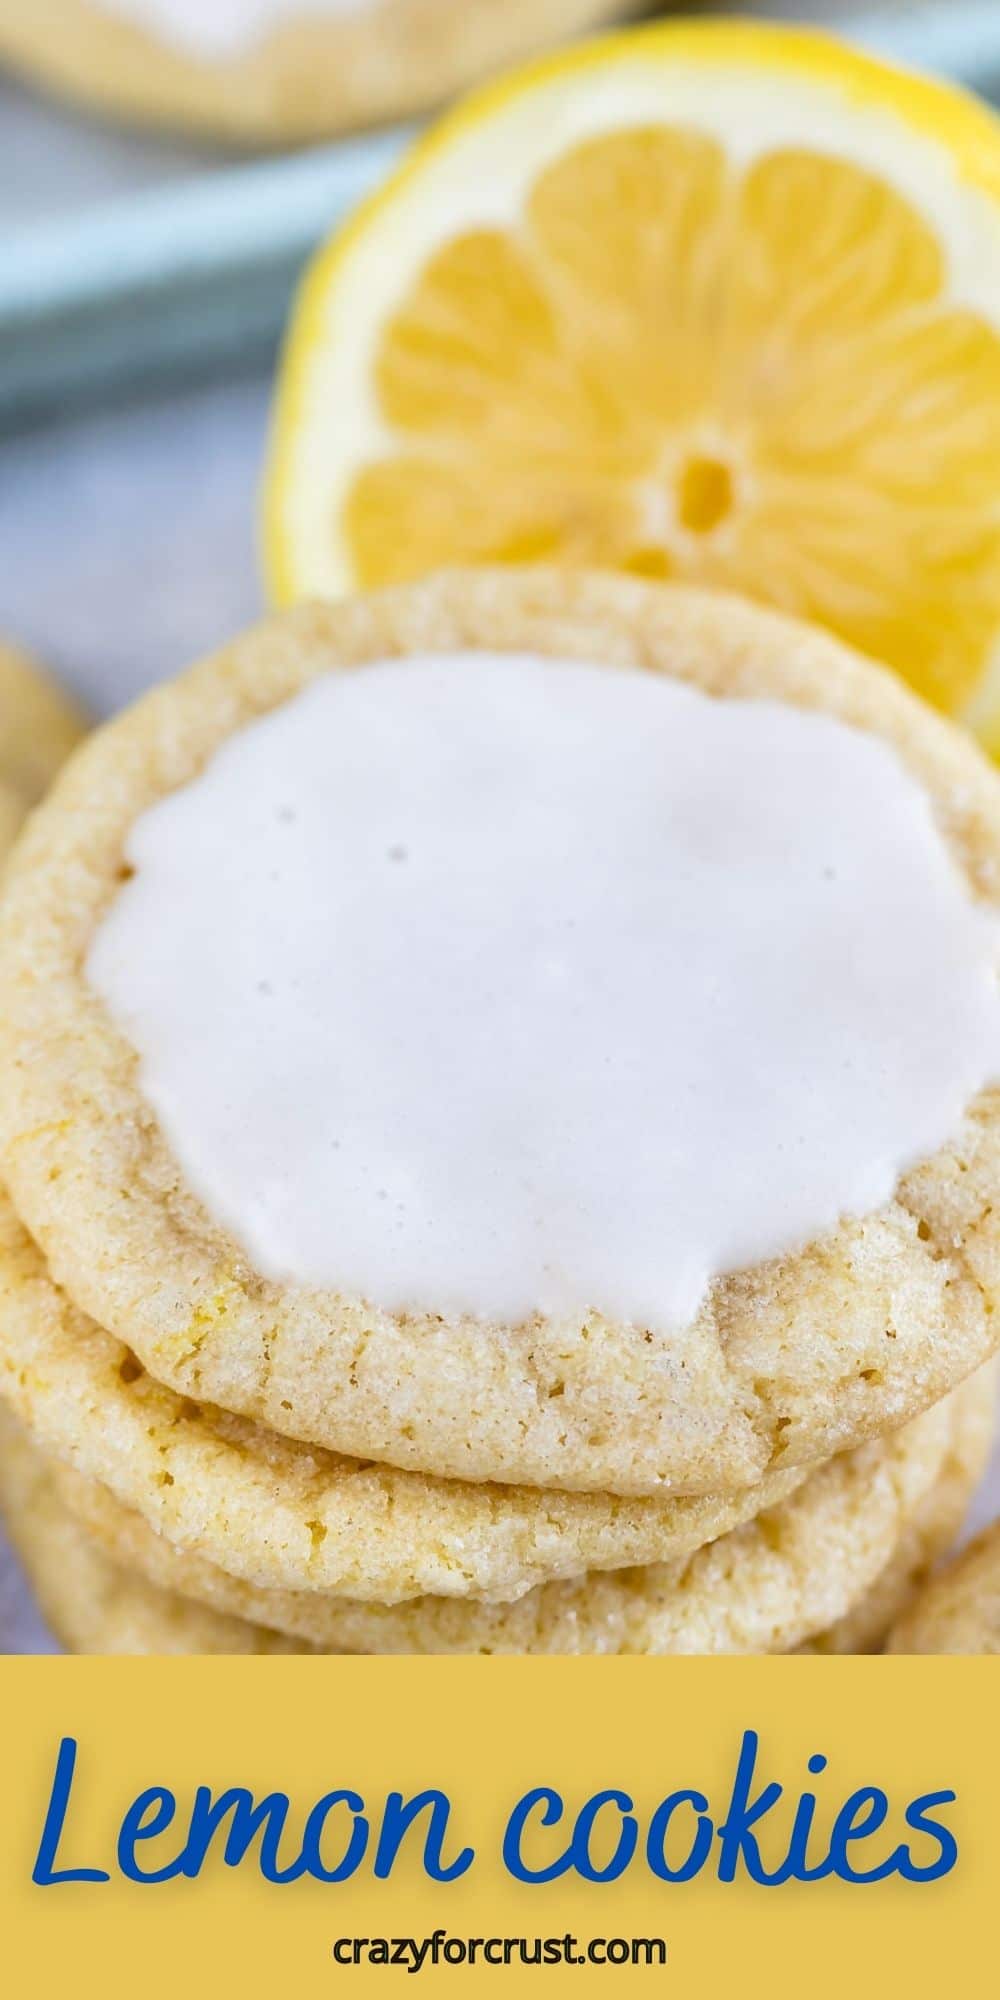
[98,0,371,61]
[88,654,1000,1329]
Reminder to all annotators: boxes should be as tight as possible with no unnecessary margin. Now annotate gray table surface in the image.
[2,0,999,1651]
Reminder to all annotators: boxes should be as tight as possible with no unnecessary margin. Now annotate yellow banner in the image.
[0,1659,995,1996]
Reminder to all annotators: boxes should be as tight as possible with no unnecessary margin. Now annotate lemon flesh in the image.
[267,22,1000,739]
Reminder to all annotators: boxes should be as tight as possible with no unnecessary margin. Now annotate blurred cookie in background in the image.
[0,641,85,1016]
[0,1,638,145]
[887,1518,1000,1654]
[0,639,87,814]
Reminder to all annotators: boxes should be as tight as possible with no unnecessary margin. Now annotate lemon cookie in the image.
[7,1384,986,1656]
[887,1518,1000,1654]
[2,572,1000,1496]
[36,1374,987,1654]
[0,639,86,812]
[0,1192,807,1602]
[0,2,631,146]
[0,1412,303,1655]
[9,1441,973,1660]
[803,1369,996,1654]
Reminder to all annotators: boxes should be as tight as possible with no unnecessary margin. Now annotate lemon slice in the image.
[265,20,1000,742]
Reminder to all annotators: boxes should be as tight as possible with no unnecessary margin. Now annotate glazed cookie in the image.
[40,1374,990,1655]
[0,639,86,810]
[0,1193,806,1602]
[0,2,632,145]
[887,1517,1000,1654]
[802,1368,996,1654]
[0,1411,302,1655]
[2,572,1000,1496]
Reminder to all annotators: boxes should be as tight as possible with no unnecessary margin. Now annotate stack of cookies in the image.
[1,570,998,1654]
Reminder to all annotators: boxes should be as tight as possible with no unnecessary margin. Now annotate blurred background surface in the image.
[3,5,999,704]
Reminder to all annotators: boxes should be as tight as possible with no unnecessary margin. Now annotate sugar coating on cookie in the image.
[4,1374,991,1655]
[3,572,1000,1495]
[0,1411,304,1656]
[39,1371,996,1654]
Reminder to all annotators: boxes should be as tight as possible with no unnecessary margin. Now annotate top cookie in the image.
[887,1518,1000,1654]
[0,1,628,146]
[1,568,1000,1496]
